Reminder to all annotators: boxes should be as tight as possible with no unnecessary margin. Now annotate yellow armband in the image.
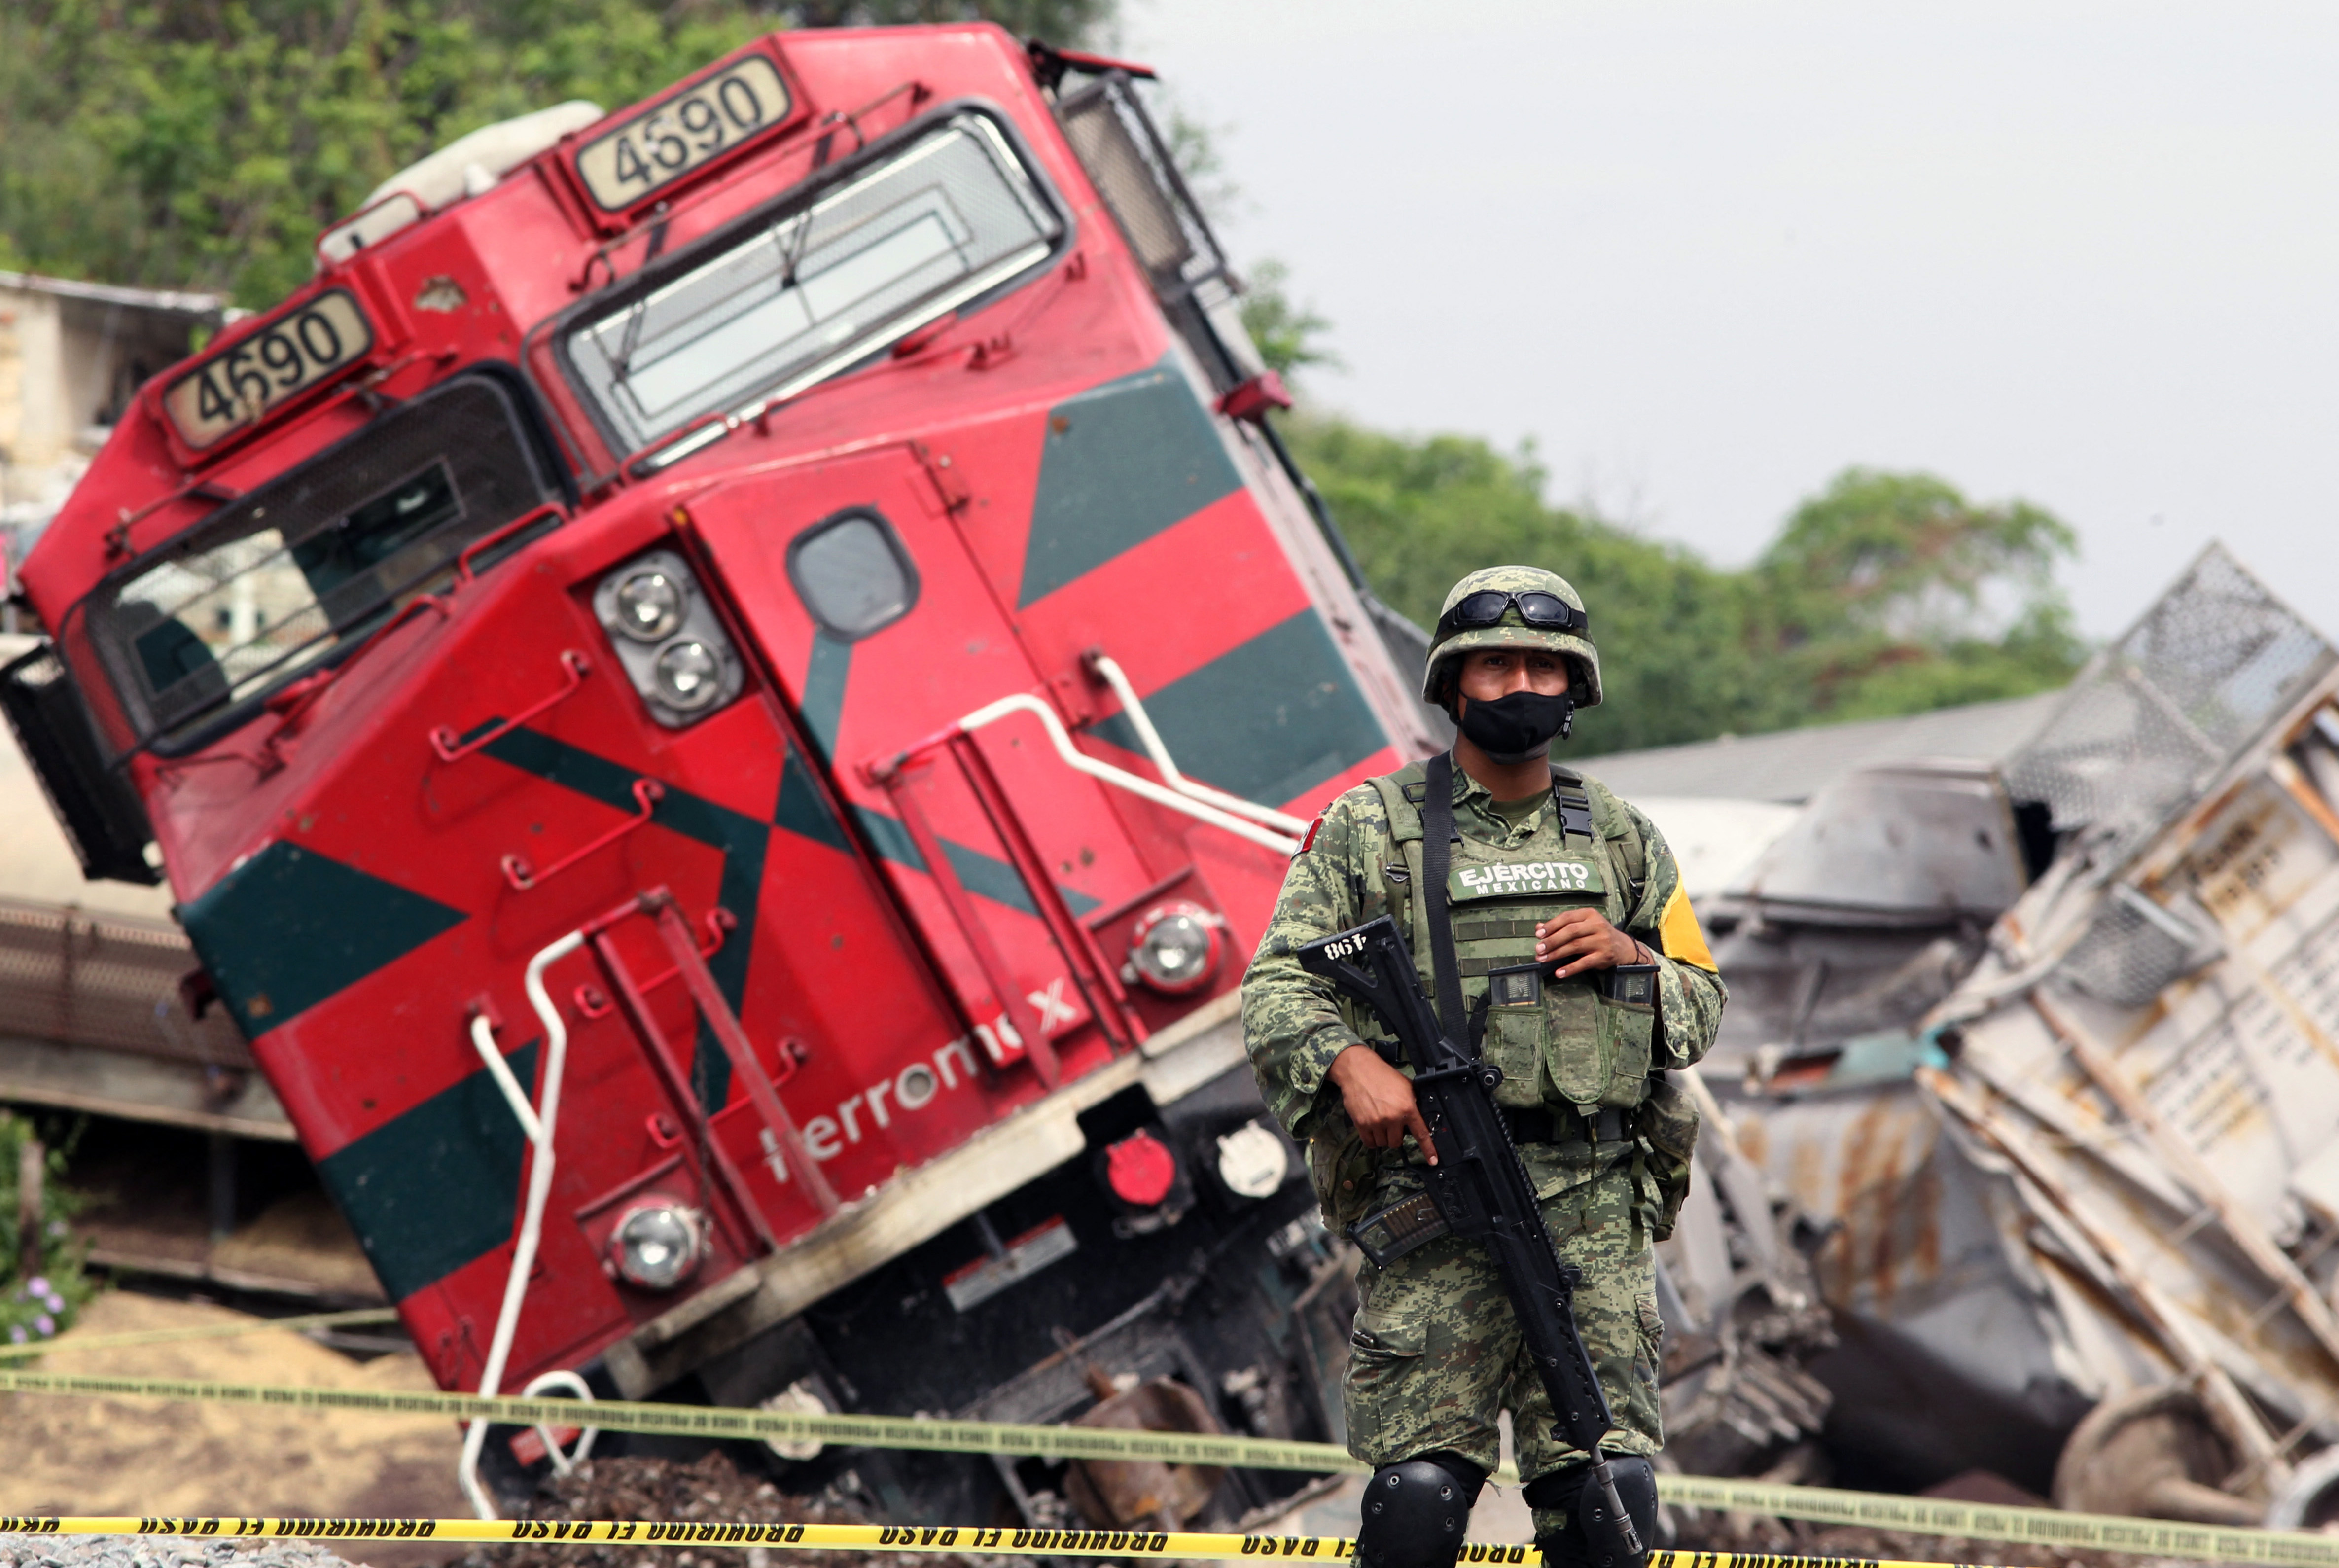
[1658,883,1718,972]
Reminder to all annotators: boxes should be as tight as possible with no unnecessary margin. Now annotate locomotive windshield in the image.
[561,109,1063,457]
[69,375,561,757]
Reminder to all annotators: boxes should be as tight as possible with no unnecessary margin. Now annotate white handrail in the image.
[468,1013,545,1146]
[456,927,585,1520]
[518,1367,598,1476]
[938,693,1301,856]
[1084,652,1313,836]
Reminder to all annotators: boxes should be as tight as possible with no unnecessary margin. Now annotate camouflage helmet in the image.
[1421,565,1602,711]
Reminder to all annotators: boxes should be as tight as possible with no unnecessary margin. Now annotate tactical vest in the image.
[1366,763,1657,1114]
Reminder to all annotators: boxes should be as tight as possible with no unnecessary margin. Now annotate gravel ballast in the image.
[0,1539,370,1568]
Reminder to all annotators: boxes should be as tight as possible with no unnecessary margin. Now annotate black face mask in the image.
[1457,690,1574,764]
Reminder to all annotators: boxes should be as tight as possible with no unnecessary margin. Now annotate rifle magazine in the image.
[1347,1189,1452,1269]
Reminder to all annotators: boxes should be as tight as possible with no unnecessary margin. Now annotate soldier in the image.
[1242,566,1726,1568]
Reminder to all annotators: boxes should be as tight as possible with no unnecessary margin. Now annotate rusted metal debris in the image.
[1653,1067,1837,1480]
[1687,543,2339,1522]
[1679,751,2054,1489]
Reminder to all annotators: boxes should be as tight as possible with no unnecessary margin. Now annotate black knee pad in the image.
[1525,1458,1657,1568]
[1521,1463,1587,1514]
[1525,1463,1592,1568]
[1356,1453,1486,1568]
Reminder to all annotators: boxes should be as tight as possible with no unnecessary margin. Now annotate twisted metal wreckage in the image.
[1658,542,2339,1527]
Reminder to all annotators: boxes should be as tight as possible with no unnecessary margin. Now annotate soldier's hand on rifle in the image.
[1534,908,1647,977]
[1327,1045,1438,1163]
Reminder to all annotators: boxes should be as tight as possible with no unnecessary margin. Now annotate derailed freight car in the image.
[0,27,1440,1521]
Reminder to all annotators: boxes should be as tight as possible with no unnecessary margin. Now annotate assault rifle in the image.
[1298,914,1645,1565]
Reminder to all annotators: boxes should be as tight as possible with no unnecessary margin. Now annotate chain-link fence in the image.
[0,896,252,1068]
[1057,72,1228,308]
[2056,883,2223,1006]
[2004,542,2333,870]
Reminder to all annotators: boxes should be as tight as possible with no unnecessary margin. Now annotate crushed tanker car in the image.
[1,26,1445,1524]
[1678,543,2339,1520]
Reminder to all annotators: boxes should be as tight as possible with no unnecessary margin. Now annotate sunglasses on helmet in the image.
[1433,589,1589,643]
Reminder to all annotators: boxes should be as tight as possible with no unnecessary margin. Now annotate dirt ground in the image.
[70,1117,386,1301]
[0,1290,466,1541]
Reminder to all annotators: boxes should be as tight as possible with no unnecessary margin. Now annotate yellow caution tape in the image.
[0,1367,1362,1472]
[2,1369,2334,1563]
[0,1518,1996,1568]
[0,1307,401,1362]
[1661,1475,2334,1567]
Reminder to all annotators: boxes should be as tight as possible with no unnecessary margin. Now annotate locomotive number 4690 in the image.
[574,54,792,212]
[161,289,375,451]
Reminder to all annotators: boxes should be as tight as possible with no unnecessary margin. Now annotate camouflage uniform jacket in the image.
[1241,754,1727,1224]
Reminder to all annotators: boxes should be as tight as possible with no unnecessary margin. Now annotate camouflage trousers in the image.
[1342,1159,1661,1536]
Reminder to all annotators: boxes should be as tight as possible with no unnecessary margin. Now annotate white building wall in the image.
[0,274,223,565]
[0,285,68,481]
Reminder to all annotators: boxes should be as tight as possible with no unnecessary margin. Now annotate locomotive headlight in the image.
[592,549,743,729]
[1215,1120,1291,1200]
[1127,902,1224,996]
[612,570,687,642]
[609,1201,704,1290]
[652,640,723,711]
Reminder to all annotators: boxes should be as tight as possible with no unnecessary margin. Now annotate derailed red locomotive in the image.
[4,24,1436,1521]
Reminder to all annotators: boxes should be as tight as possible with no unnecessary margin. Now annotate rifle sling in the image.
[1420,752,1469,1049]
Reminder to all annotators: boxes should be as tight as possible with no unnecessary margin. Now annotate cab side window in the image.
[786,509,918,641]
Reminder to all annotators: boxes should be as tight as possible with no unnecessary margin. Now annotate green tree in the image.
[1281,417,2086,756]
[1237,259,1340,381]
[1746,466,2084,726]
[1284,416,1761,754]
[778,0,1107,34]
[0,0,1112,308]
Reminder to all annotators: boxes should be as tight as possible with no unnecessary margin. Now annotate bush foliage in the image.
[0,1111,95,1350]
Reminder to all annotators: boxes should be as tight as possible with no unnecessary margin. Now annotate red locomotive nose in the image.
[1104,1129,1178,1208]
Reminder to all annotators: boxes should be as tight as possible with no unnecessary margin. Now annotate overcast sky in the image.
[1120,0,2339,641]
